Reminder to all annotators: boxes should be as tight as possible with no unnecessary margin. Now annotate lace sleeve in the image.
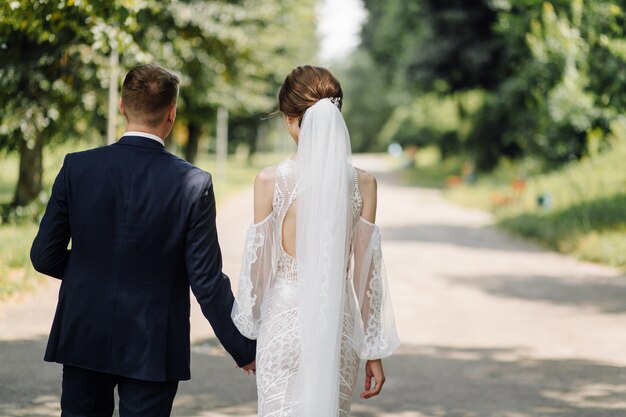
[352,218,401,359]
[231,214,275,339]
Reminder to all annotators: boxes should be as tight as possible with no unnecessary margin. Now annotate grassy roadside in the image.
[0,143,289,301]
[402,143,626,269]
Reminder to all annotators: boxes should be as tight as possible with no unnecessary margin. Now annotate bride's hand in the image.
[360,359,385,399]
[240,359,256,375]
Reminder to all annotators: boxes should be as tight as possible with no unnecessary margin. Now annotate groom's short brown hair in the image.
[121,64,179,127]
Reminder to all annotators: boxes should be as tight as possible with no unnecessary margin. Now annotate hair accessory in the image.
[329,97,341,108]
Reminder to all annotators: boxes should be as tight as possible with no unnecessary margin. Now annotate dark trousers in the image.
[61,365,179,417]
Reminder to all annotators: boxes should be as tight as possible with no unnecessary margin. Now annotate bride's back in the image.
[274,159,377,259]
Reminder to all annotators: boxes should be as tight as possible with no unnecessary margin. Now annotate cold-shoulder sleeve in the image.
[231,214,275,339]
[352,218,401,359]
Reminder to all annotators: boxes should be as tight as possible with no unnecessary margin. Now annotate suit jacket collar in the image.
[117,135,166,150]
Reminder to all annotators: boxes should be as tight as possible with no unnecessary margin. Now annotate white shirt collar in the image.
[121,131,165,147]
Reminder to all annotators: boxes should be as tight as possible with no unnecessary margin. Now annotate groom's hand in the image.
[240,359,256,375]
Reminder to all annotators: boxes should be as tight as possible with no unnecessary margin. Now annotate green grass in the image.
[403,142,626,269]
[0,157,18,204]
[0,224,42,300]
[0,142,289,301]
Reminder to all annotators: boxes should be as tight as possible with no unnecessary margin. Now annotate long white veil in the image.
[294,98,353,416]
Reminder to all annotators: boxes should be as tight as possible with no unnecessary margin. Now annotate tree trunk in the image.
[184,122,201,163]
[13,134,44,207]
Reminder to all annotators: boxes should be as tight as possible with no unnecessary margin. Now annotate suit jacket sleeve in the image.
[186,173,256,367]
[30,155,71,279]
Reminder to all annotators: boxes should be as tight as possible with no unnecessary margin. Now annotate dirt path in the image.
[1,154,625,417]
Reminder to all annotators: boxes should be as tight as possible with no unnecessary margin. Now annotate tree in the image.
[0,0,143,207]
[137,0,317,163]
[0,0,319,214]
[360,0,506,93]
[1,1,87,206]
[467,0,626,169]
[334,50,395,152]
[351,0,508,154]
[352,0,626,169]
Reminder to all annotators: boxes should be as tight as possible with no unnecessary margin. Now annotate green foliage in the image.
[442,135,626,268]
[125,0,316,161]
[360,0,504,92]
[468,0,626,168]
[0,0,318,207]
[379,94,458,148]
[404,0,505,92]
[334,50,395,152]
[403,125,626,268]
[499,195,626,256]
[354,0,626,170]
[0,0,144,149]
[379,91,484,155]
[138,0,317,118]
[0,198,48,225]
[0,223,41,300]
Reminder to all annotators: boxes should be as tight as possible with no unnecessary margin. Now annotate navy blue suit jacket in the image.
[31,135,255,382]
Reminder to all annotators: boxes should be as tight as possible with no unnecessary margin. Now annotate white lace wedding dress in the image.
[232,158,400,417]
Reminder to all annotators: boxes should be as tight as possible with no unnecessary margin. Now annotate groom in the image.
[30,63,256,416]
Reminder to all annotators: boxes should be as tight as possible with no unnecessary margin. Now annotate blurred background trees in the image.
[0,0,316,209]
[341,0,626,169]
[1,0,625,207]
[337,0,626,268]
[1,0,625,279]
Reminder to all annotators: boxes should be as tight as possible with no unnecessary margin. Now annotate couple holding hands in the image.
[31,63,399,417]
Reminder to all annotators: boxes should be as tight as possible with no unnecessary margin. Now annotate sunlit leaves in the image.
[0,0,317,152]
[353,0,626,168]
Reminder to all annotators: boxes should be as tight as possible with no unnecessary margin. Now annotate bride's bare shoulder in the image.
[254,165,278,192]
[256,165,277,182]
[355,167,377,196]
[253,165,278,222]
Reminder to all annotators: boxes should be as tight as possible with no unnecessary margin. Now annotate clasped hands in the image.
[239,359,256,376]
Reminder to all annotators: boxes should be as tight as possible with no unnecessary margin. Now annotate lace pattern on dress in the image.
[232,159,400,416]
[231,224,264,338]
[361,226,389,358]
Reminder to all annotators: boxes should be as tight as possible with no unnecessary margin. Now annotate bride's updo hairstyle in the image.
[278,65,343,121]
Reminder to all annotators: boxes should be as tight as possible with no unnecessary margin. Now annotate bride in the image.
[232,65,400,416]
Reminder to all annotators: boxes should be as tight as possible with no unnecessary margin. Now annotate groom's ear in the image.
[167,104,176,123]
[119,98,127,118]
